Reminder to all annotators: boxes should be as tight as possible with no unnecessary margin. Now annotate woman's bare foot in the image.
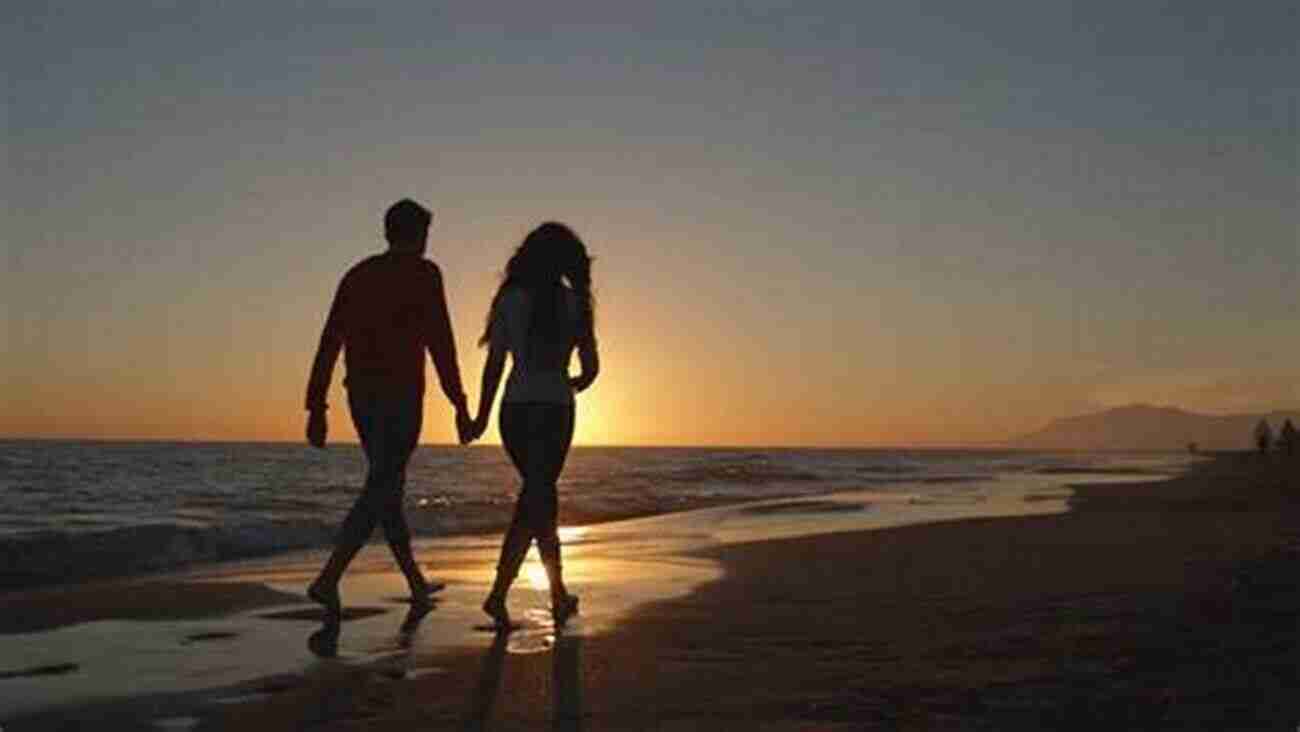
[307,624,340,657]
[552,593,579,627]
[307,579,342,626]
[482,594,512,630]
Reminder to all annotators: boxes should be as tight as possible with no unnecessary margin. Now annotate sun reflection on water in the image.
[524,557,550,591]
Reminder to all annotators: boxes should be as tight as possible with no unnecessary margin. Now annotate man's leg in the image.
[315,478,383,587]
[309,392,385,619]
[381,470,433,600]
[376,398,432,605]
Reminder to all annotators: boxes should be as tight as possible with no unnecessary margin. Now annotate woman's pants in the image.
[494,401,576,591]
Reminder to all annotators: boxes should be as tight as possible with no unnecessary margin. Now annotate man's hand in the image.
[470,413,489,443]
[306,409,328,448]
[455,408,475,445]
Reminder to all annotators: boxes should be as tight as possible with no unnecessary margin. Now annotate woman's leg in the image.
[528,404,575,607]
[484,402,577,624]
[485,403,536,615]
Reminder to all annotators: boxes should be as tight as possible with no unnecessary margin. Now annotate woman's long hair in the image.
[479,222,594,368]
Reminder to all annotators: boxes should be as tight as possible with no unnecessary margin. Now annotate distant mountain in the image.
[1013,404,1299,451]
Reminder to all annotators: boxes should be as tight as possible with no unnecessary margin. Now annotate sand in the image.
[5,453,1297,730]
[0,580,301,635]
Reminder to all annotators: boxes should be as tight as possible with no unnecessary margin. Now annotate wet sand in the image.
[6,453,1298,729]
[0,580,301,635]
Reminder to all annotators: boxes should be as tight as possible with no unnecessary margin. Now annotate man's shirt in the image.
[305,251,465,410]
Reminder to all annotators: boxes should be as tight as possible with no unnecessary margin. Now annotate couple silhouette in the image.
[303,199,598,641]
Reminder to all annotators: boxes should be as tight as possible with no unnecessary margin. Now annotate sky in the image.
[3,1,1297,446]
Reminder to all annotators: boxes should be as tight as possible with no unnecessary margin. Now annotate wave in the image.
[629,463,824,486]
[1032,466,1164,476]
[0,520,336,592]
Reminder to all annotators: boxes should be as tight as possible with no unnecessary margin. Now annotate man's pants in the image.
[337,390,423,550]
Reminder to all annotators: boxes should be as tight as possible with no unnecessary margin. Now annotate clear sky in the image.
[3,1,1297,446]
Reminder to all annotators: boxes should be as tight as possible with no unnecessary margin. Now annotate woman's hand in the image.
[306,409,328,448]
[571,335,599,393]
[471,413,490,442]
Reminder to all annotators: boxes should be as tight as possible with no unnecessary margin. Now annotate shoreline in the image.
[1,448,1186,596]
[219,452,1299,729]
[6,453,1296,729]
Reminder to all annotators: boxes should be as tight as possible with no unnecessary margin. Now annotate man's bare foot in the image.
[400,599,434,635]
[307,579,342,626]
[401,590,435,633]
[552,593,579,627]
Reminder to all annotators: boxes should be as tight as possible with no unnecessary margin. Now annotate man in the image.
[304,198,471,631]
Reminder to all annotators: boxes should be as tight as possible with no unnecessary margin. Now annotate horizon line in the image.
[0,435,1022,450]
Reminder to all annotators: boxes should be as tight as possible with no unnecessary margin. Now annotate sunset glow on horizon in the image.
[4,2,1297,447]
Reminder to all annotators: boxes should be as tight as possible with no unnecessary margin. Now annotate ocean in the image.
[0,441,1195,591]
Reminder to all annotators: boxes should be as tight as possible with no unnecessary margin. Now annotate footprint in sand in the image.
[383,580,448,605]
[182,630,240,645]
[258,606,390,622]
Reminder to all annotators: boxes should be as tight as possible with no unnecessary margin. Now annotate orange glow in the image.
[524,555,550,592]
[557,526,588,543]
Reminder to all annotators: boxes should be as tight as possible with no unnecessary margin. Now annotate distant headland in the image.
[1013,404,1299,451]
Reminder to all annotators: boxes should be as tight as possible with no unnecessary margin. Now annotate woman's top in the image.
[490,284,592,405]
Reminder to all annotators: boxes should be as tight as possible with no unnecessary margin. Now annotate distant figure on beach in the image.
[1280,419,1297,456]
[1254,419,1273,455]
[466,222,599,629]
[303,199,471,630]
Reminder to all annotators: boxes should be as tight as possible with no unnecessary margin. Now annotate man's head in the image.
[384,199,432,254]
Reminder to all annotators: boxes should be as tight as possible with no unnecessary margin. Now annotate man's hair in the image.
[384,199,432,244]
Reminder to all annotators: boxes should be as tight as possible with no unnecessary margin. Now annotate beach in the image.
[3,452,1297,730]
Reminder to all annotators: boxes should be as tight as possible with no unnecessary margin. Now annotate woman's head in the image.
[508,222,590,288]
[480,222,595,348]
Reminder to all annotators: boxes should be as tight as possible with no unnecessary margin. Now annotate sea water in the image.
[0,442,1199,717]
[0,441,1196,590]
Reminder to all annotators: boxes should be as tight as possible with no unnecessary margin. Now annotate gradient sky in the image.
[3,1,1297,446]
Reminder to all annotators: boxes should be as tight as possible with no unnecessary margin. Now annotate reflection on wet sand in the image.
[466,631,508,730]
[466,628,584,731]
[553,634,583,731]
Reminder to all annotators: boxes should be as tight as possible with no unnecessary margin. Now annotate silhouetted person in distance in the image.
[467,222,599,629]
[304,198,472,628]
[1280,419,1297,456]
[1254,419,1273,455]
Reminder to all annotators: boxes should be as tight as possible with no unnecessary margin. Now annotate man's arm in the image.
[304,278,346,446]
[423,264,469,414]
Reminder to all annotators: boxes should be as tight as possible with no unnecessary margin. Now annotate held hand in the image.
[455,408,474,445]
[306,410,328,448]
[471,413,489,442]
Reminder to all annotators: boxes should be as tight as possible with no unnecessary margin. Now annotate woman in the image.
[469,222,599,628]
